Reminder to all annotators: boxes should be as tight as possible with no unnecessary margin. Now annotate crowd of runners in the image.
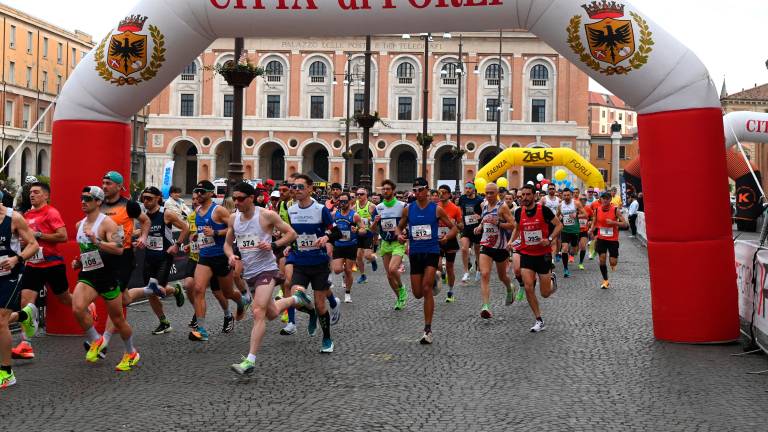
[0,171,630,388]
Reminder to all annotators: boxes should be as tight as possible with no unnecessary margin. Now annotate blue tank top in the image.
[333,209,357,248]
[196,204,227,258]
[407,201,440,254]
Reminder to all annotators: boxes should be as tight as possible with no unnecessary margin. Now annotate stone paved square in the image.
[4,234,768,431]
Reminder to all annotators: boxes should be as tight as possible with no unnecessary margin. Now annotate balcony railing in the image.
[442,78,458,86]
[266,75,282,83]
[310,76,326,84]
[181,74,196,81]
[486,79,500,87]
[532,79,548,87]
[398,77,413,85]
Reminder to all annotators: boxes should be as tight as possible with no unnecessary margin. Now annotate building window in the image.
[8,62,14,84]
[38,107,46,132]
[42,37,48,58]
[597,145,605,160]
[22,104,30,129]
[9,25,15,48]
[601,125,606,134]
[223,94,234,117]
[57,43,63,64]
[531,99,546,123]
[4,101,13,126]
[441,63,458,86]
[442,98,457,121]
[599,169,608,182]
[485,63,503,87]
[72,47,77,67]
[601,110,606,118]
[396,62,415,85]
[308,61,326,84]
[486,98,500,122]
[266,95,281,118]
[26,31,32,54]
[531,64,549,86]
[56,74,62,92]
[180,62,197,80]
[180,94,195,117]
[353,93,365,115]
[619,145,627,160]
[265,61,283,83]
[25,67,32,88]
[310,95,324,119]
[42,71,48,92]
[618,112,623,121]
[398,97,412,120]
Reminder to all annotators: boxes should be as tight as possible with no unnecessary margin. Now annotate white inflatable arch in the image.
[52,0,736,343]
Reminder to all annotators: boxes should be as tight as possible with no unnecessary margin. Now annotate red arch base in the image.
[639,108,738,343]
[46,120,131,335]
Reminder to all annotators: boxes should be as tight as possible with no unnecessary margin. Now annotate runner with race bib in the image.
[590,191,629,290]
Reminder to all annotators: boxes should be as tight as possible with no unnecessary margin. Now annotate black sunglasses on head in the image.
[81,195,94,202]
[193,188,212,194]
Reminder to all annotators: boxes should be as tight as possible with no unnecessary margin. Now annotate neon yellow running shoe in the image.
[280,310,289,323]
[86,337,106,363]
[115,352,140,372]
[0,369,16,389]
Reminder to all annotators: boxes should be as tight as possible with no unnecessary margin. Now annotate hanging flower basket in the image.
[417,133,434,147]
[206,55,264,88]
[342,150,354,159]
[450,147,467,160]
[353,111,390,129]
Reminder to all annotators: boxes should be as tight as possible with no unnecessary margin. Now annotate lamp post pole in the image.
[421,33,431,180]
[455,35,464,194]
[228,37,246,190]
[495,29,503,150]
[360,35,373,192]
[344,55,352,189]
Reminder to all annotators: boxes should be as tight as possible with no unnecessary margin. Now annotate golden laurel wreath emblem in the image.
[567,11,653,76]
[95,24,165,86]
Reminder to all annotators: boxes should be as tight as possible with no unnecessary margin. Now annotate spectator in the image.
[627,194,640,238]
[164,186,192,217]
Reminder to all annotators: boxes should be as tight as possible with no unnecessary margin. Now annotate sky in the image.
[4,0,767,96]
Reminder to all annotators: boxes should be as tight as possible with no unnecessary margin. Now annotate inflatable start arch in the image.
[51,0,737,343]
[476,147,606,189]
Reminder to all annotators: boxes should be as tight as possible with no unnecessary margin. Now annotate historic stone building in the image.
[587,91,638,186]
[144,31,591,192]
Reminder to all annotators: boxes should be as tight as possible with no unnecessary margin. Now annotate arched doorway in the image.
[21,148,32,181]
[434,146,461,187]
[479,147,500,169]
[37,149,49,176]
[350,144,373,187]
[390,145,417,190]
[173,141,198,194]
[2,147,13,178]
[214,141,232,179]
[258,142,285,181]
[302,143,329,182]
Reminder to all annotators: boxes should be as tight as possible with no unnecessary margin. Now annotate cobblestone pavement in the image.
[4,233,768,431]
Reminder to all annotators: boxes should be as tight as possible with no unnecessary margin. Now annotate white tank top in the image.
[234,208,278,280]
[544,196,560,213]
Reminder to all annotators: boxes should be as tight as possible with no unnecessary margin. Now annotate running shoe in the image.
[398,286,408,308]
[147,278,165,298]
[474,271,481,282]
[356,274,367,284]
[235,293,253,321]
[480,304,492,319]
[505,288,516,306]
[371,258,378,272]
[19,304,38,339]
[515,286,526,302]
[445,293,456,303]
[188,327,209,342]
[351,264,358,273]
[398,264,406,274]
[280,310,289,323]
[152,321,172,335]
[11,341,34,359]
[321,338,334,353]
[329,297,341,326]
[222,315,235,333]
[188,315,198,329]
[563,269,570,278]
[441,272,448,285]
[394,296,404,310]
[280,322,297,335]
[419,331,433,345]
[578,264,585,270]
[0,369,16,389]
[173,283,185,307]
[83,340,108,359]
[569,255,575,263]
[307,310,318,336]
[293,290,314,310]
[86,337,106,363]
[601,280,610,290]
[115,352,140,372]
[231,357,256,375]
[530,320,546,333]
[554,254,561,263]
[461,272,470,283]
[275,288,284,301]
[344,293,352,303]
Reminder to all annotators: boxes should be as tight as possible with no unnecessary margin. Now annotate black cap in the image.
[331,183,342,190]
[143,186,162,196]
[195,180,215,192]
[600,191,611,199]
[413,177,429,188]
[499,187,508,194]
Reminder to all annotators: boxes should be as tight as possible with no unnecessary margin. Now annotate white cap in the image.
[270,191,280,198]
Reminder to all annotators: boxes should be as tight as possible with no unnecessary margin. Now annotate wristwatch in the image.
[34,231,42,239]
[548,236,553,242]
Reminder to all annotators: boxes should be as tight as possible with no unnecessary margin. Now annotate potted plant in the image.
[207,54,264,87]
[417,133,434,148]
[342,150,354,159]
[353,111,390,129]
[450,146,467,160]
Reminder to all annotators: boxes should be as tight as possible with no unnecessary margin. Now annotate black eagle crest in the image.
[109,36,145,75]
[587,22,632,64]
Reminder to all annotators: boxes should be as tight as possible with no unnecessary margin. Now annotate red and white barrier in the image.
[50,0,737,342]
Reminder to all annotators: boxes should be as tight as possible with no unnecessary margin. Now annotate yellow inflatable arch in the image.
[475,147,605,191]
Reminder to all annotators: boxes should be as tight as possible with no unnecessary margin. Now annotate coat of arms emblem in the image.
[567,1,654,76]
[95,15,165,86]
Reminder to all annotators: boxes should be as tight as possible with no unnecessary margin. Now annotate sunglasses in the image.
[141,195,155,202]
[233,195,250,202]
[339,200,349,205]
[193,188,212,194]
[413,186,427,192]
[357,193,366,196]
[290,184,306,190]
[81,195,94,202]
